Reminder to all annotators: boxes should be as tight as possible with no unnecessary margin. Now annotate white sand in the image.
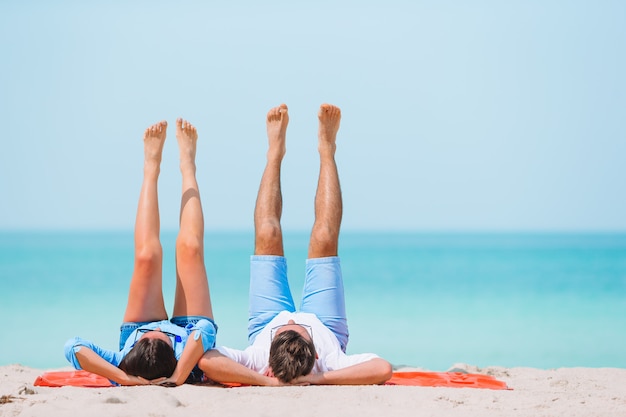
[1,364,625,417]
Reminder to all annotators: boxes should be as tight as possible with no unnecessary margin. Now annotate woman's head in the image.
[118,337,177,380]
[269,330,316,383]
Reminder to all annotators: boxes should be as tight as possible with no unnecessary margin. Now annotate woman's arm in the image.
[293,358,393,386]
[160,330,205,386]
[198,349,281,386]
[160,319,218,386]
[74,346,149,386]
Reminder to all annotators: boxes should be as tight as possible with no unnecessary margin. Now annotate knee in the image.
[309,225,338,256]
[255,221,283,255]
[176,234,203,262]
[134,241,162,271]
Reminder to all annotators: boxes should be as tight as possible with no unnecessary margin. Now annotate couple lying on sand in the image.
[64,104,393,387]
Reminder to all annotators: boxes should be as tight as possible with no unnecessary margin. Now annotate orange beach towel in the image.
[35,370,113,388]
[385,371,510,390]
[34,370,510,390]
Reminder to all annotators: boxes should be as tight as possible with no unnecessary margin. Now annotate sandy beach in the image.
[2,364,624,417]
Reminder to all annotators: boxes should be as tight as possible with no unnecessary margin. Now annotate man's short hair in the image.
[269,330,316,383]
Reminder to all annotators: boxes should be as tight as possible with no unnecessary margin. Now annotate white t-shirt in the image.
[217,311,378,375]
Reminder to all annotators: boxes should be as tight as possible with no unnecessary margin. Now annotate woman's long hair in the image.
[118,338,177,380]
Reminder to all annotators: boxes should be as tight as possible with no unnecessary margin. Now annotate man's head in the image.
[268,321,316,383]
[118,332,177,380]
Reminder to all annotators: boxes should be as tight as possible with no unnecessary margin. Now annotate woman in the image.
[65,118,217,386]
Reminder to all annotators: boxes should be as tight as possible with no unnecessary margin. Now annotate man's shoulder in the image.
[217,345,268,370]
[217,345,265,355]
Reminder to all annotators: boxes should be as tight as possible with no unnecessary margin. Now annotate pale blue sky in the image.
[1,1,624,232]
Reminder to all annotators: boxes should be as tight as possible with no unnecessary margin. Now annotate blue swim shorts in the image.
[119,315,215,350]
[247,255,348,351]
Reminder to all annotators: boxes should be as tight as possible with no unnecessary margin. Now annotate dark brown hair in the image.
[269,330,316,383]
[118,338,177,380]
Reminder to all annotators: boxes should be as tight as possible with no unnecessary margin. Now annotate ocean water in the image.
[1,231,625,371]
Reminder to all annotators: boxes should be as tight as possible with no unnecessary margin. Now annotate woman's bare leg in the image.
[308,104,342,258]
[254,104,289,256]
[123,121,169,322]
[172,118,213,318]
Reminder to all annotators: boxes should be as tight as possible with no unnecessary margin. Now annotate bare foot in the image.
[318,104,341,152]
[176,118,198,172]
[143,121,167,167]
[266,104,289,160]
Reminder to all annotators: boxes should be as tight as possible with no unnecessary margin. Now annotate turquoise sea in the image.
[1,231,625,371]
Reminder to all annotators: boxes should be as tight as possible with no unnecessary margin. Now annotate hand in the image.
[120,375,152,386]
[291,373,321,386]
[264,376,286,387]
[288,379,311,386]
[264,367,314,386]
[156,377,179,388]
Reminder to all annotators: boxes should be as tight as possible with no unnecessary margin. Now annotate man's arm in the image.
[198,349,281,386]
[293,358,393,385]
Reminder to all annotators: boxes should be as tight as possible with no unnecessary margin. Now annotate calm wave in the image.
[2,231,625,370]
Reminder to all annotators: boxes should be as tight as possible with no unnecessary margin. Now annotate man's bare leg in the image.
[123,121,169,322]
[254,104,289,256]
[308,104,342,259]
[172,118,213,318]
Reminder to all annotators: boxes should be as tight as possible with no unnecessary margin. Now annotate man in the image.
[200,104,392,386]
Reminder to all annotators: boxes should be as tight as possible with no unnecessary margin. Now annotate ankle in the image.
[143,161,161,176]
[180,162,197,176]
[266,149,285,163]
[318,143,336,157]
